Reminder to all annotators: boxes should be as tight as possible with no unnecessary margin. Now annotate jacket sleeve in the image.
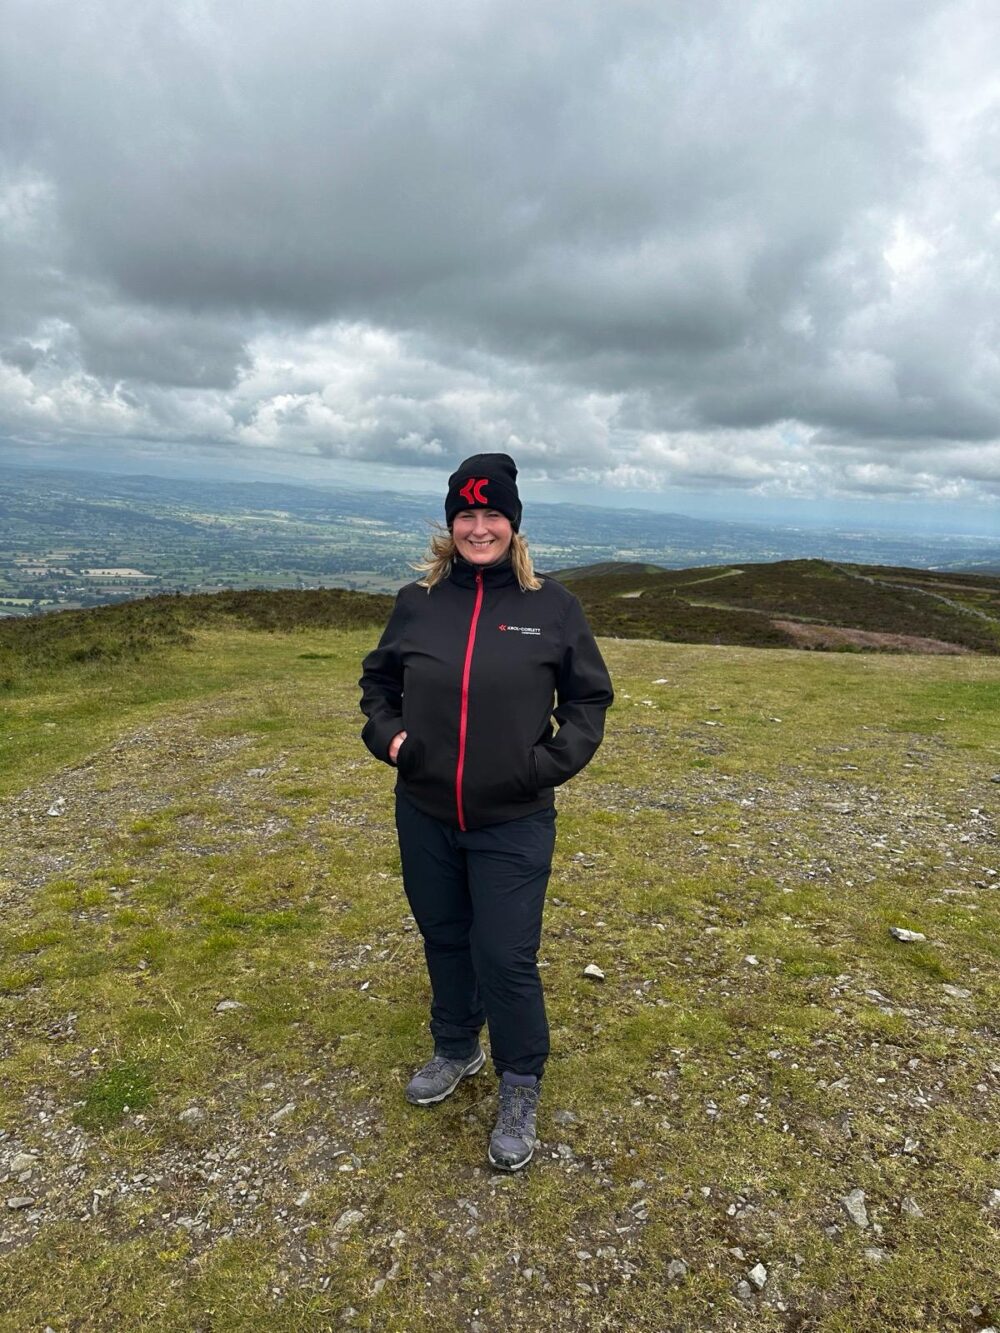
[359,593,409,765]
[533,594,613,790]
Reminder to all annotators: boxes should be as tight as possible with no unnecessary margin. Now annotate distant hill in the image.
[2,558,999,682]
[549,558,1000,655]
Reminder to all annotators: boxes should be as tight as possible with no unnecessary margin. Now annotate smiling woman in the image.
[451,508,513,565]
[358,452,614,1172]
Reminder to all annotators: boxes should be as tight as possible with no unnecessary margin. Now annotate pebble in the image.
[986,1189,1000,1211]
[583,964,605,981]
[900,1195,923,1218]
[269,1102,296,1125]
[747,1262,767,1290]
[8,1153,37,1174]
[736,1279,753,1301]
[889,926,926,942]
[841,1188,869,1228]
[666,1259,687,1280]
[552,1109,578,1126]
[865,1246,889,1262]
[941,985,971,999]
[214,999,244,1012]
[6,1196,35,1210]
[903,1137,919,1155]
[333,1208,365,1234]
[46,797,66,817]
[178,1107,205,1125]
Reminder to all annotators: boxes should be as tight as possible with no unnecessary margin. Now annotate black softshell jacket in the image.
[359,558,614,830]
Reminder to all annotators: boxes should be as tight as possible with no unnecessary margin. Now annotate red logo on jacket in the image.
[459,477,489,505]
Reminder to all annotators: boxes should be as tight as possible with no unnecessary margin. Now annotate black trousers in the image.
[395,790,556,1078]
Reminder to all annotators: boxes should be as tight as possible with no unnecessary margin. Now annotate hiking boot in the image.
[488,1071,540,1171]
[405,1046,486,1105]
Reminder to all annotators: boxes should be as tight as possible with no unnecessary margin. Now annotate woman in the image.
[359,453,613,1171]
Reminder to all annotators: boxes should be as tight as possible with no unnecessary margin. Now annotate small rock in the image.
[6,1196,35,1210]
[666,1259,687,1280]
[8,1153,37,1174]
[900,1195,923,1218]
[865,1246,889,1262]
[552,1108,578,1126]
[333,1208,365,1234]
[986,1189,1000,1211]
[889,927,926,943]
[841,1188,869,1228]
[178,1107,204,1125]
[941,984,971,999]
[743,955,760,966]
[214,999,244,1012]
[583,964,605,981]
[747,1262,767,1290]
[46,797,66,817]
[736,1279,753,1301]
[270,1102,296,1125]
[902,1137,919,1155]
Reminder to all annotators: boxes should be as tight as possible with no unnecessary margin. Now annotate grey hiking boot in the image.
[488,1071,540,1171]
[405,1046,486,1105]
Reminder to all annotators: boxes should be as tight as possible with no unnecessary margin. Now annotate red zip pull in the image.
[455,570,484,831]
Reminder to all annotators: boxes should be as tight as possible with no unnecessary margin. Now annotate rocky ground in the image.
[0,631,998,1330]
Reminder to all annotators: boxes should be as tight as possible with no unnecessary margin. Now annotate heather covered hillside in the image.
[0,593,998,1330]
[552,559,1000,655]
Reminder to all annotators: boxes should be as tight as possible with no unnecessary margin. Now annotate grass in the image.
[555,558,1000,653]
[0,610,998,1330]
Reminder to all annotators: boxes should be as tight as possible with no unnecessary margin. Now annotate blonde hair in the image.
[416,526,542,592]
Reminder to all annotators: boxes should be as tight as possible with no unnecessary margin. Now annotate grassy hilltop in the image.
[554,559,1000,655]
[0,591,998,1331]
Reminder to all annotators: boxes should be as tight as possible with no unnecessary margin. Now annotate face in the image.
[451,508,514,565]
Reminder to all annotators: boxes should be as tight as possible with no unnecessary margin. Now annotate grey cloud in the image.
[0,341,44,374]
[77,307,250,389]
[1,0,999,511]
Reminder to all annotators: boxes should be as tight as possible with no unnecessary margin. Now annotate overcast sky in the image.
[2,0,999,530]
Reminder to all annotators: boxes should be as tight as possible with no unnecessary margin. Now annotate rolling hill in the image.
[551,558,1000,655]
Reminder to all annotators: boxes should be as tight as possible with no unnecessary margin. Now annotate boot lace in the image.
[497,1081,536,1139]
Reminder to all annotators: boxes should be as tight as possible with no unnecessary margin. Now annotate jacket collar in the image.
[448,554,518,590]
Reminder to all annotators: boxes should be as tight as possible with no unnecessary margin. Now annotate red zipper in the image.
[455,570,484,831]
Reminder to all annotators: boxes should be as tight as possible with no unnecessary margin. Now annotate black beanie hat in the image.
[445,453,522,531]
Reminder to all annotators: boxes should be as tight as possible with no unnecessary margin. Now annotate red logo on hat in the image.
[459,477,489,504]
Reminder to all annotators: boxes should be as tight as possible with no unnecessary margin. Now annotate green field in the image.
[1,601,998,1330]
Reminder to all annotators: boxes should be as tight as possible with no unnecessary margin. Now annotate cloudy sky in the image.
[3,0,1000,531]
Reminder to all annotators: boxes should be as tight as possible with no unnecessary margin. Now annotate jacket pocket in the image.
[395,735,424,779]
[527,747,540,799]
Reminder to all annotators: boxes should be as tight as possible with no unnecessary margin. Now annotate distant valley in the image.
[2,462,998,619]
